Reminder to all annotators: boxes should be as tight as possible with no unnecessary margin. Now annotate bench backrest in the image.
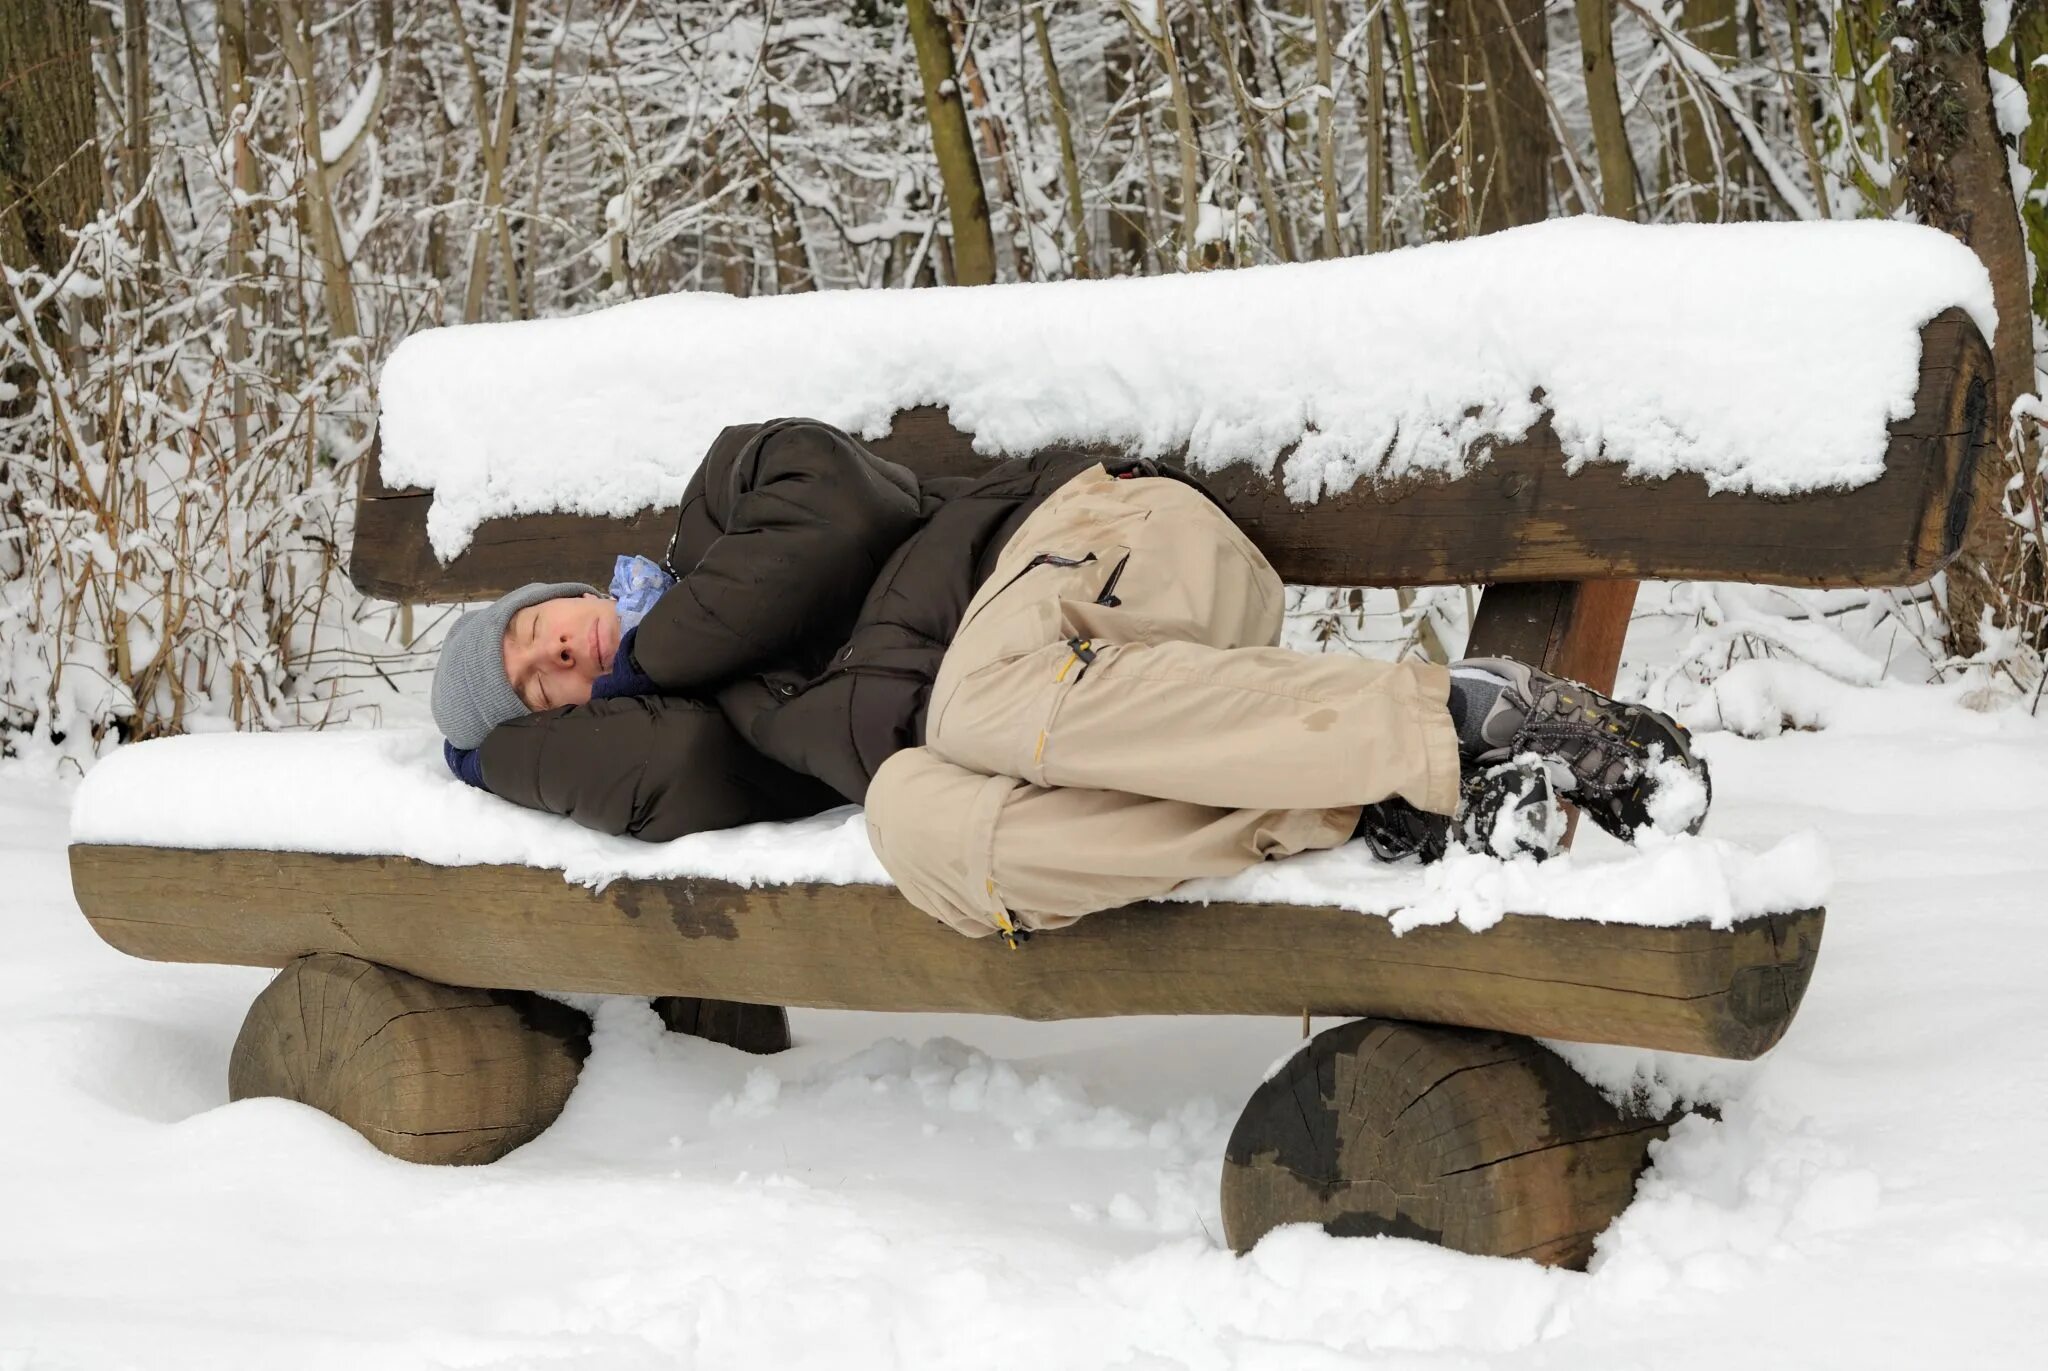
[351,309,1992,604]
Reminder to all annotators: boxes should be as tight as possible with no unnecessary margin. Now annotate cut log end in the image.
[651,996,792,1054]
[1221,1019,1674,1269]
[229,953,590,1166]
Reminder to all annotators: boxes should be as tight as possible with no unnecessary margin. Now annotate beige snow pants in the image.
[864,464,1461,941]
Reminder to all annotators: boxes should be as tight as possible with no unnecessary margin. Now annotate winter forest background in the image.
[4,0,2048,764]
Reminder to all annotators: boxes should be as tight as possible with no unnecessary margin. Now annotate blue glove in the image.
[590,625,658,700]
[443,739,487,790]
[610,554,675,630]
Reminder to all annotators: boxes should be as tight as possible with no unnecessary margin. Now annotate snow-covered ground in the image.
[4,664,2047,1368]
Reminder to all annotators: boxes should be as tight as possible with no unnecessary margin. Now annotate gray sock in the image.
[1447,664,1512,757]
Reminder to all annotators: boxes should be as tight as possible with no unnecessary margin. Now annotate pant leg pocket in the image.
[931,544,1132,760]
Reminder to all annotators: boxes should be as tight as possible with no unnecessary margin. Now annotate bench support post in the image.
[1466,579,1638,693]
[1220,1018,1674,1268]
[651,996,792,1054]
[228,954,591,1165]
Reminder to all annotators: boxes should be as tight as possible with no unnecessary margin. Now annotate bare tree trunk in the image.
[1425,0,1553,236]
[1121,2,1204,268]
[273,0,362,338]
[1362,5,1387,252]
[218,0,256,463]
[1896,0,2034,656]
[1032,2,1094,276]
[1768,0,1832,219]
[2010,4,2048,335]
[1387,0,1430,184]
[445,0,530,321]
[757,154,815,295]
[1668,0,1747,220]
[0,0,99,280]
[907,0,997,285]
[1311,0,1341,257]
[1204,0,1291,261]
[946,2,1026,280]
[1576,0,1639,218]
[120,0,158,264]
[519,0,570,319]
[1102,32,1154,274]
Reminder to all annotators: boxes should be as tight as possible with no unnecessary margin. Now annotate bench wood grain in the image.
[70,843,1822,1060]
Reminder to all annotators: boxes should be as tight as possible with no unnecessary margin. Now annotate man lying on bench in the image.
[430,418,1709,945]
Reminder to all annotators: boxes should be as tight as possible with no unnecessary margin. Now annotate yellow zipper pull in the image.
[988,879,1025,951]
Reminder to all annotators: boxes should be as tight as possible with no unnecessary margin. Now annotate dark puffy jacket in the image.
[479,418,1099,839]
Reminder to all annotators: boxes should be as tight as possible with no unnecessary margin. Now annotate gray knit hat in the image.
[431,581,599,749]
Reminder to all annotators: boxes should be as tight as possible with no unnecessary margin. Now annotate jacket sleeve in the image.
[477,694,842,842]
[631,419,923,692]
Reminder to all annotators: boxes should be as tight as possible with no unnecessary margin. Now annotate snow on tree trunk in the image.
[1896,0,2034,657]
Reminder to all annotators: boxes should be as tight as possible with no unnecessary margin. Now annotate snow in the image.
[69,727,1827,932]
[1644,751,1711,833]
[378,218,1997,559]
[9,667,2048,1366]
[318,63,382,166]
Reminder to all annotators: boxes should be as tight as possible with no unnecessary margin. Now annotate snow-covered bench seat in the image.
[71,728,1829,1057]
[66,219,1998,1269]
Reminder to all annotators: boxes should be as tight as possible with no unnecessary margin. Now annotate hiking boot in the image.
[1455,755,1566,860]
[1353,756,1565,864]
[1354,796,1450,864]
[1448,657,1712,842]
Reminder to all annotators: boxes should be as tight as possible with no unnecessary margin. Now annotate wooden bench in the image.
[67,307,1992,1270]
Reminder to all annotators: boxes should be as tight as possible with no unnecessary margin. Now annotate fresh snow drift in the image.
[70,728,1828,932]
[13,669,2048,1368]
[379,217,1995,559]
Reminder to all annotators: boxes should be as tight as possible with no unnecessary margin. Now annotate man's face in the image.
[502,593,622,711]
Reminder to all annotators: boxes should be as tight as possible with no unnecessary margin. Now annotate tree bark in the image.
[1895,0,2032,655]
[2009,4,2048,343]
[907,0,997,285]
[0,0,99,279]
[1204,0,1291,262]
[1363,7,1387,251]
[1311,0,1342,257]
[218,0,257,462]
[445,0,530,322]
[1387,0,1431,185]
[1424,0,1553,236]
[1576,0,1639,218]
[1668,0,1748,221]
[945,2,1025,280]
[273,0,363,338]
[1121,2,1205,268]
[1032,3,1093,275]
[119,0,158,265]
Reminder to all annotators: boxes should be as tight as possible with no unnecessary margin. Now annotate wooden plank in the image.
[348,310,1994,601]
[71,843,1823,1060]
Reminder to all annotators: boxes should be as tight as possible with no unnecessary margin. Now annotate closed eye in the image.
[532,612,548,707]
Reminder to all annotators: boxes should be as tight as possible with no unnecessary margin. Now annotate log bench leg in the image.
[650,996,792,1054]
[1220,1018,1675,1268]
[229,953,591,1165]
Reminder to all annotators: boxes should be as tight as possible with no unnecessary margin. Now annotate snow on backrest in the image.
[378,218,1995,562]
